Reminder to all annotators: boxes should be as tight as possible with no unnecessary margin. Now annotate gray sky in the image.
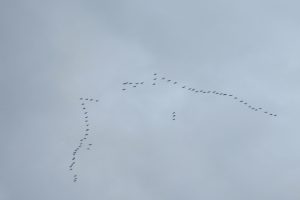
[1,0,300,199]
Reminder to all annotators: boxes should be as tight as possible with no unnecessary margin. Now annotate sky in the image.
[1,0,300,199]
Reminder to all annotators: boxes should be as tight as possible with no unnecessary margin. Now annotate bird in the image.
[122,82,128,85]
[85,98,88,100]
[96,99,99,102]
[167,80,171,82]
[154,73,157,76]
[80,98,83,100]
[173,82,177,84]
[86,129,89,131]
[152,83,156,85]
[133,85,137,87]
[122,88,126,91]
[140,82,144,84]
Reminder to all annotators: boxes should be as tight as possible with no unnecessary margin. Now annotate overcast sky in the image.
[1,0,300,199]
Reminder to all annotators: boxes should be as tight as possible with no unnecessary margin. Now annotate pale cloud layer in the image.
[1,0,300,199]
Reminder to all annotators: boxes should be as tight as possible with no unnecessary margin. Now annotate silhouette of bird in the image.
[80,98,83,100]
[122,88,126,91]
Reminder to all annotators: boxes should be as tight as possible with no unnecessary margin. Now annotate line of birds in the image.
[172,112,176,121]
[69,97,99,183]
[121,73,277,117]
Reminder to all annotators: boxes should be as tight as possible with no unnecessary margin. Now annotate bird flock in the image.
[69,97,99,183]
[71,73,277,183]
[172,112,176,121]
[121,73,278,117]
